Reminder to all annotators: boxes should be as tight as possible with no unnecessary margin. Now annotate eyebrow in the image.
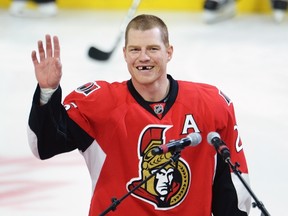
[127,44,162,49]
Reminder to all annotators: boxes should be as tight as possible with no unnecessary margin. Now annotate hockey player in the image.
[203,0,288,23]
[272,0,288,22]
[9,0,57,17]
[27,14,251,215]
[203,0,236,23]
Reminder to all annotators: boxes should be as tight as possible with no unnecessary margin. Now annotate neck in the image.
[132,77,170,102]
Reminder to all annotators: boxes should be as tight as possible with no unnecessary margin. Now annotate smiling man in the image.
[123,16,173,103]
[28,14,251,216]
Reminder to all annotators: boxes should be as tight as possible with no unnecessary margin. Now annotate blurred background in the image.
[0,0,275,11]
[0,0,287,215]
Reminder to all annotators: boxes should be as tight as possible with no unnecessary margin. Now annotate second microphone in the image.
[151,133,202,155]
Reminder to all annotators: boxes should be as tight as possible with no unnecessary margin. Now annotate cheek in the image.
[126,58,135,68]
[124,53,136,64]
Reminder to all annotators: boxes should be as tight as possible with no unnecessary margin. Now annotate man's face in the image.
[151,167,174,196]
[123,27,173,87]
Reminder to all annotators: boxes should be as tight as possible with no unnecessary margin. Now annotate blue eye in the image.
[149,47,159,52]
[130,48,139,52]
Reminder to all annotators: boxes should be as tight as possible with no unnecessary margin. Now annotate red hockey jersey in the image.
[28,75,251,216]
[63,75,250,215]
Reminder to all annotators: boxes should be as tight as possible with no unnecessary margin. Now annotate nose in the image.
[138,49,150,61]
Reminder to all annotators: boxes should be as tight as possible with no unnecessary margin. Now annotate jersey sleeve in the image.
[211,89,251,215]
[27,85,94,159]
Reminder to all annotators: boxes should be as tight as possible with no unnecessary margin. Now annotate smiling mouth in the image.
[136,66,154,71]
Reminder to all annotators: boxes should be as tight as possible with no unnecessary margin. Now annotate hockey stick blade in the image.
[88,46,113,61]
[88,34,121,61]
[88,0,141,61]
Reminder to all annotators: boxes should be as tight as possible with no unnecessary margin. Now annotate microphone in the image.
[151,133,202,155]
[207,132,230,162]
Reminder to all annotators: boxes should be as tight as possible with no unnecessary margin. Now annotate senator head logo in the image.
[127,125,191,210]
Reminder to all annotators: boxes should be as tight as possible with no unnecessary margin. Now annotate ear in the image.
[167,45,173,62]
[123,47,127,61]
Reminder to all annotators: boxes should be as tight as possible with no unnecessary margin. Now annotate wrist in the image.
[40,87,58,105]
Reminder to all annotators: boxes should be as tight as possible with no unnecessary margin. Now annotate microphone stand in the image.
[99,151,182,216]
[225,157,271,216]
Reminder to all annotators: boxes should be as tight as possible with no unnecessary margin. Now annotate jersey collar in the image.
[127,74,178,119]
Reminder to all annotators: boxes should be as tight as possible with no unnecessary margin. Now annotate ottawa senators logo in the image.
[75,81,100,96]
[127,125,191,210]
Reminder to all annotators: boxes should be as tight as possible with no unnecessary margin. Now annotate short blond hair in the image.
[125,14,170,47]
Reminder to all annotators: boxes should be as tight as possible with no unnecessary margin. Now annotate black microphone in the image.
[207,132,231,162]
[151,133,202,155]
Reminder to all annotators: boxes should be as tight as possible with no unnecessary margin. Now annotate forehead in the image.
[126,27,164,46]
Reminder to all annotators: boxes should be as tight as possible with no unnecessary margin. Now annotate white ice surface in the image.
[0,9,287,216]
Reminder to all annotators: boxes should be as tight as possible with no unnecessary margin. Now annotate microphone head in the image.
[207,132,220,145]
[187,133,202,146]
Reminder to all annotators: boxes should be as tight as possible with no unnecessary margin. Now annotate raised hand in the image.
[31,34,62,89]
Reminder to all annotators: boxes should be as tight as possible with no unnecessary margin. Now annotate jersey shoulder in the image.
[64,80,128,102]
[177,80,232,106]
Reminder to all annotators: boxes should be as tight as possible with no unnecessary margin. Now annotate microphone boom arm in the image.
[226,158,271,216]
[99,151,182,216]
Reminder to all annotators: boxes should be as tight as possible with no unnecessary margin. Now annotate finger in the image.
[31,50,39,66]
[38,40,45,62]
[46,34,53,58]
[53,36,60,59]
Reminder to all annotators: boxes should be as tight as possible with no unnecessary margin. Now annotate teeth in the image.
[137,66,153,70]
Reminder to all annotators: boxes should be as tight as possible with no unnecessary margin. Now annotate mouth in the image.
[136,66,154,71]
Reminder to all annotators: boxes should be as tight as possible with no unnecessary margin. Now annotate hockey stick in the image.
[88,0,141,61]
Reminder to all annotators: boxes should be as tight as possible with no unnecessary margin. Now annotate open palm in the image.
[31,34,62,89]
